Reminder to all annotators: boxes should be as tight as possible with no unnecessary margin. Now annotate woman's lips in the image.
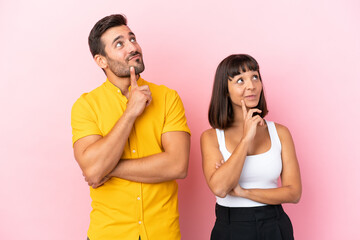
[244,95,257,100]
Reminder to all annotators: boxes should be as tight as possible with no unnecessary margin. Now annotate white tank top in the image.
[215,120,282,207]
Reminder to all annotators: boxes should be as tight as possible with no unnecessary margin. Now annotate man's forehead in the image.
[102,25,134,42]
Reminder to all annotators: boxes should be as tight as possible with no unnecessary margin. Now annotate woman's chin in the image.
[243,103,258,109]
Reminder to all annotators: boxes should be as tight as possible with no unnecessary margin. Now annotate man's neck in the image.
[107,74,139,97]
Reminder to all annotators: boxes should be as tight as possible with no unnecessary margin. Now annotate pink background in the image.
[1,0,359,239]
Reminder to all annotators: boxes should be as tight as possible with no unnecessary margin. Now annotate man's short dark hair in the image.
[88,14,127,57]
[208,54,268,129]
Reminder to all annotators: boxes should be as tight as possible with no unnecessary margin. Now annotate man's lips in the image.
[127,53,141,61]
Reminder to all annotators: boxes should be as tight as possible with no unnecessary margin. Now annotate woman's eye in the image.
[237,78,243,83]
[253,75,259,80]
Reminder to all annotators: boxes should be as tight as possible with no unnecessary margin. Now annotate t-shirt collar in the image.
[104,76,145,96]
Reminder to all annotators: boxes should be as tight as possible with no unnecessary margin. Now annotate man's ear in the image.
[94,54,108,69]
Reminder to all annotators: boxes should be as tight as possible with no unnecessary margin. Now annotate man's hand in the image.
[126,67,152,117]
[83,171,111,189]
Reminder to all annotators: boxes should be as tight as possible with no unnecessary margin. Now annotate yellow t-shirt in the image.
[71,77,190,240]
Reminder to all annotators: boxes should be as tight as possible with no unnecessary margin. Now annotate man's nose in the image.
[126,41,137,52]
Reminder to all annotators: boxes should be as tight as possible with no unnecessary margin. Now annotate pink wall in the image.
[1,0,359,239]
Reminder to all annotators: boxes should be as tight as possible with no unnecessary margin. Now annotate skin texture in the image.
[201,70,301,204]
[73,25,190,188]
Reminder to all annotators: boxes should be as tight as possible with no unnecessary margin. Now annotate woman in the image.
[201,54,302,240]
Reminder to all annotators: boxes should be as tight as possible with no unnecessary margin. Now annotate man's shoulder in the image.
[74,82,107,102]
[143,79,178,99]
[72,82,107,111]
[143,79,170,91]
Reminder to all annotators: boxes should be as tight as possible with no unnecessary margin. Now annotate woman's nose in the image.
[246,80,255,89]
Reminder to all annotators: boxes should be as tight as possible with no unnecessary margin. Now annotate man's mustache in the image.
[126,52,142,61]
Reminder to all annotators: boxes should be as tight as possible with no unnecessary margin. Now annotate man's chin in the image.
[133,64,145,75]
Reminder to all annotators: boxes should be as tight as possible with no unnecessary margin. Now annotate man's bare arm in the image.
[108,131,190,183]
[73,67,152,187]
[73,111,136,187]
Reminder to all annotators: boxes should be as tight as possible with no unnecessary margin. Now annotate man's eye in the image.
[130,38,136,42]
[116,42,122,47]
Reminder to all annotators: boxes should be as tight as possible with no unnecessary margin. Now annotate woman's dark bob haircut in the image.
[208,54,268,129]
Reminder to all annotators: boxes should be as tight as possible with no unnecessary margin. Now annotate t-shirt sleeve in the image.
[71,95,102,145]
[162,89,191,135]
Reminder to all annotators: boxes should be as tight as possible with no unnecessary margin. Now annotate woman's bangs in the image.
[227,57,259,78]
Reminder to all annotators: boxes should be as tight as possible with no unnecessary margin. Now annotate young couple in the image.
[71,14,302,240]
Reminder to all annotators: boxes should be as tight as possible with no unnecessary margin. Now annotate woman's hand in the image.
[229,184,247,198]
[215,160,225,169]
[215,162,248,198]
[241,100,264,143]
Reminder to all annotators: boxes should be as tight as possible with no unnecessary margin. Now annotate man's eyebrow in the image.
[112,32,136,45]
[112,35,123,45]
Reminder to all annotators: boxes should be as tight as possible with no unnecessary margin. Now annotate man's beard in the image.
[107,53,145,77]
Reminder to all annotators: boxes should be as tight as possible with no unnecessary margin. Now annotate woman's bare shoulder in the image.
[201,128,216,137]
[273,122,293,141]
[201,128,218,144]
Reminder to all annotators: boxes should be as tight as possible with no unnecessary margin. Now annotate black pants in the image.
[211,204,294,240]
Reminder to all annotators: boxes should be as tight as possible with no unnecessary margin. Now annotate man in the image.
[71,14,191,240]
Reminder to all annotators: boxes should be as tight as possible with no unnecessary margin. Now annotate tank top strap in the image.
[215,128,229,156]
[265,120,282,151]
